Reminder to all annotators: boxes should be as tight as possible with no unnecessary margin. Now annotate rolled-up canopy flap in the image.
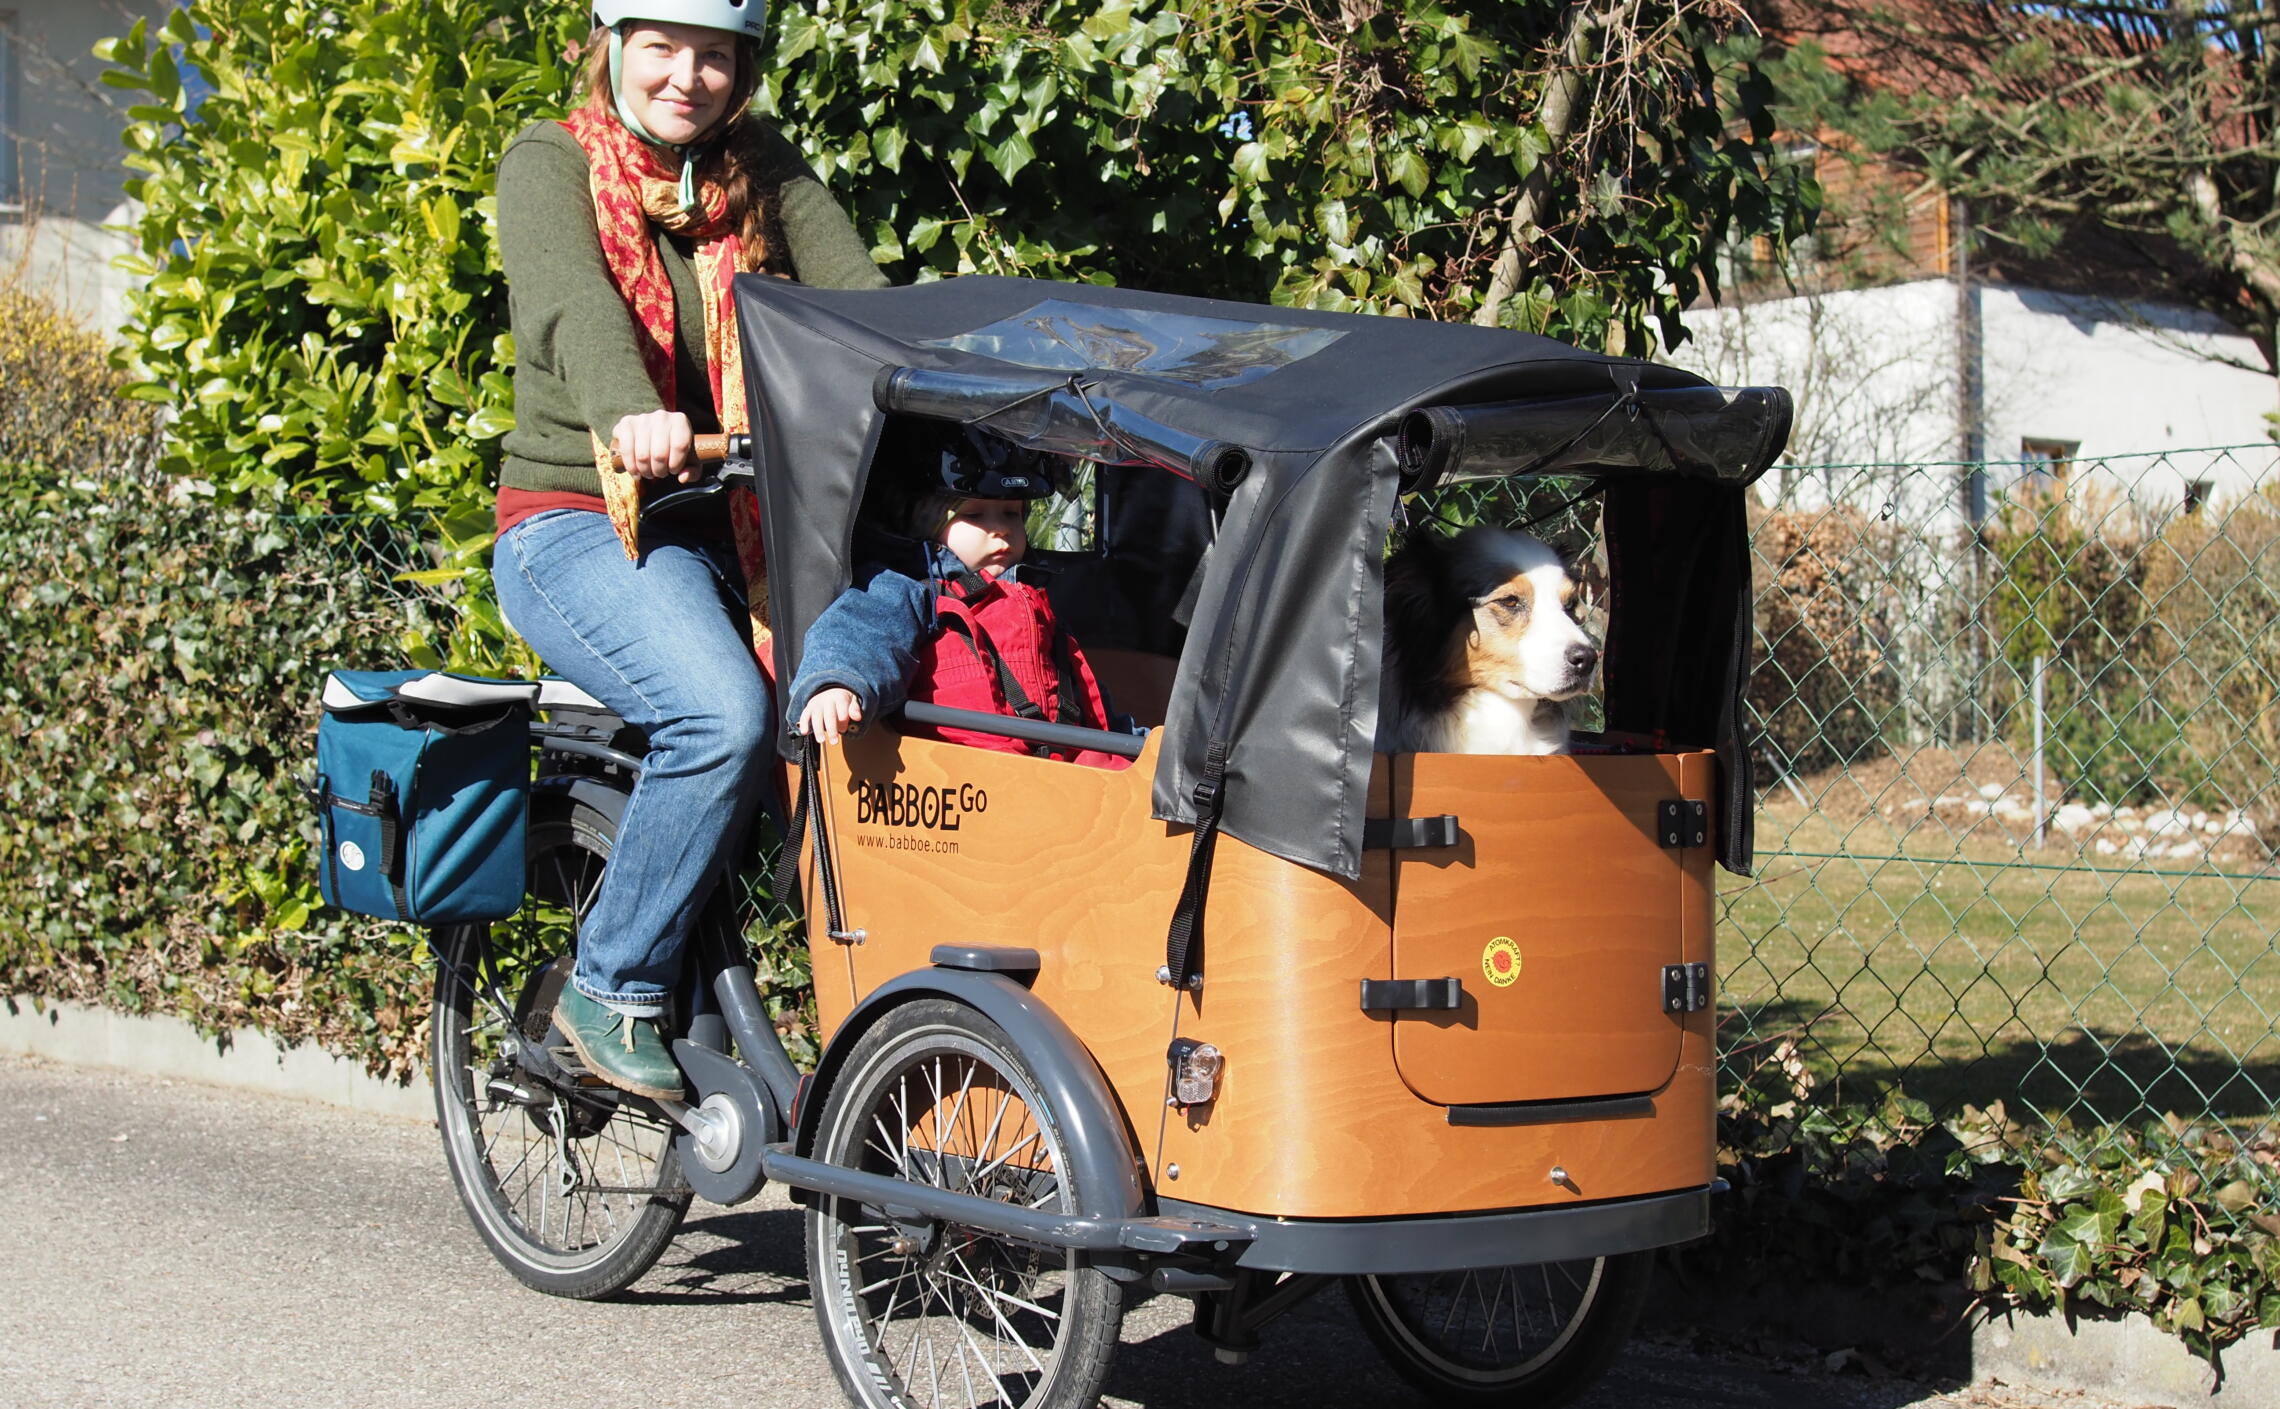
[876,364,1250,487]
[1399,385,1793,492]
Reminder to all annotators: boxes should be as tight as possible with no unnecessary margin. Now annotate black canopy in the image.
[736,275,1788,880]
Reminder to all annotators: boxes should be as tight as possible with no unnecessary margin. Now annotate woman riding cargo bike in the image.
[313,268,1790,1409]
[485,0,885,1106]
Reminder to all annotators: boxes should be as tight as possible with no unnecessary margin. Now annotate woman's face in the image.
[617,22,738,145]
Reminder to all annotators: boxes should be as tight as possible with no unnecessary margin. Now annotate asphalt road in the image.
[1,1054,2142,1409]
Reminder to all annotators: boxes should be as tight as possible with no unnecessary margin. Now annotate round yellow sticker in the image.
[1481,936,1522,988]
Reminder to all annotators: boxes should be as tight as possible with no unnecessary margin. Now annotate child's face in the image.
[941,498,1028,575]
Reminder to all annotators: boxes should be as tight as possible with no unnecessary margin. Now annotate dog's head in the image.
[1439,526,1600,703]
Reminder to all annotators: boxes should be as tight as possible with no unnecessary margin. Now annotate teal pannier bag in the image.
[312,670,537,925]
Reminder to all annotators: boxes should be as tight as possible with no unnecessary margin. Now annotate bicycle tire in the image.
[430,790,691,1299]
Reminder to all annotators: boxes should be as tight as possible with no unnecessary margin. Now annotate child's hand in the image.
[797,688,864,745]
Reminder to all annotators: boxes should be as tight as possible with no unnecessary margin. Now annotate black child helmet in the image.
[927,424,1073,502]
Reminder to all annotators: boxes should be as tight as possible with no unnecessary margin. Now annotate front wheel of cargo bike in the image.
[1346,1251,1652,1408]
[806,998,1124,1409]
[430,792,691,1299]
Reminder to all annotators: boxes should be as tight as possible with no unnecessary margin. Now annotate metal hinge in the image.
[1662,963,1711,1014]
[1360,977,1465,1012]
[1657,800,1709,849]
[1363,814,1460,850]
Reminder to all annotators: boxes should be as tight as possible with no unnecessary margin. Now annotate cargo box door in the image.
[1388,753,1693,1107]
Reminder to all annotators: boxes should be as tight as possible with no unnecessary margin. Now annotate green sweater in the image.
[497,120,890,496]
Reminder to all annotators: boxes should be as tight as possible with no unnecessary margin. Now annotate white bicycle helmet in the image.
[592,0,766,40]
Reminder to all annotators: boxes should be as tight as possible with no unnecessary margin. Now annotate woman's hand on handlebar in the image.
[611,410,702,483]
[797,687,864,746]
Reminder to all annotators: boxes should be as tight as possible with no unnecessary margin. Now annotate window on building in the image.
[2183,479,2212,515]
[2018,438,2079,503]
[0,11,17,213]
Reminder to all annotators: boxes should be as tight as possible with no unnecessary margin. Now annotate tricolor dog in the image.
[1376,526,1600,755]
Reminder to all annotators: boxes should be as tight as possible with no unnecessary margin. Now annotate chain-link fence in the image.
[1728,444,2278,1157]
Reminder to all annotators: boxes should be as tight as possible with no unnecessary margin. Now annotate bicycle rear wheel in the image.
[430,791,690,1299]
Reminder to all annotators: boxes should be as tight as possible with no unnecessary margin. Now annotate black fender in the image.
[532,774,631,830]
[796,968,1148,1223]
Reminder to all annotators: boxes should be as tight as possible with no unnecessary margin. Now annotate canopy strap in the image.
[1161,739,1231,992]
[773,735,848,940]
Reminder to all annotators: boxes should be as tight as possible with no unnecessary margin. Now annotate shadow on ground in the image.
[1726,996,2279,1131]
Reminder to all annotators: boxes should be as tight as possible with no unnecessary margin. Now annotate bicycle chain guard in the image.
[668,1040,778,1205]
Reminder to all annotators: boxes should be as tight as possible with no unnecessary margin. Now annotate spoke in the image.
[870,1111,905,1171]
[923,1307,945,1409]
[1479,1268,1513,1357]
[944,1263,1061,1369]
[947,1295,992,1409]
[901,1288,933,1386]
[939,1057,979,1169]
[491,1126,538,1189]
[943,1276,1016,1395]
[537,1146,553,1246]
[966,1087,1015,1195]
[875,1259,921,1330]
[968,1128,1044,1188]
[1467,1264,1498,1338]
[945,1245,1061,1324]
[1434,1269,1476,1341]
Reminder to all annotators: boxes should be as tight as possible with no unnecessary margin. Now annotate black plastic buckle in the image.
[1363,815,1460,850]
[1360,977,1465,1012]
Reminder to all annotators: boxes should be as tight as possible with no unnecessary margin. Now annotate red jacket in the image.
[907,571,1132,771]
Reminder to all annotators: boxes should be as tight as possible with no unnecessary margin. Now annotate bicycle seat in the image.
[537,678,609,712]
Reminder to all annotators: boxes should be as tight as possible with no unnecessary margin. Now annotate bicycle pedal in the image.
[546,1043,614,1087]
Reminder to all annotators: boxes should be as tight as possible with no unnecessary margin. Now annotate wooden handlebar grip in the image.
[608,432,731,472]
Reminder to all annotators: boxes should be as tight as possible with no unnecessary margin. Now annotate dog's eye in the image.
[1485,592,1528,620]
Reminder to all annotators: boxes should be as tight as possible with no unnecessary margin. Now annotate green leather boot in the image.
[554,984,685,1101]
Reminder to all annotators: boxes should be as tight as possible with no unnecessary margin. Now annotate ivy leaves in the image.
[759,0,1814,348]
[102,1,580,517]
[1992,1120,2280,1354]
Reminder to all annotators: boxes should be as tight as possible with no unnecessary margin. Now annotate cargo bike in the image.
[408,276,1789,1409]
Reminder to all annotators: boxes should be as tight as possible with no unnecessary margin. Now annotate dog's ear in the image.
[1382,531,1467,662]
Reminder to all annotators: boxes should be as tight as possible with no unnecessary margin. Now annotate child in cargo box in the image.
[787,423,1134,771]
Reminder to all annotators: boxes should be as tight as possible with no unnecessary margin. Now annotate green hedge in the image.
[1693,1054,2280,1360]
[0,472,817,1076]
[0,472,434,1078]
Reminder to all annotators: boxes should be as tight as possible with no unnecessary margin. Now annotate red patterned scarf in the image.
[560,102,772,665]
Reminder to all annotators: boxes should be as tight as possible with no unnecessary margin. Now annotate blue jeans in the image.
[496,509,773,1016]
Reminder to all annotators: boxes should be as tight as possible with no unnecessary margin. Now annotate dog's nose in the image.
[1566,643,1599,676]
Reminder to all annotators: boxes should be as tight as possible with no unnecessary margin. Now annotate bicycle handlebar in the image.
[608,431,750,474]
[616,433,756,530]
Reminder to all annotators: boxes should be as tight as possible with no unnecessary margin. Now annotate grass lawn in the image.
[1718,803,2280,1132]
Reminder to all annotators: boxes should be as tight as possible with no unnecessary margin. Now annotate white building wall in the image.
[1980,286,2275,516]
[2,0,174,333]
[1670,277,2278,524]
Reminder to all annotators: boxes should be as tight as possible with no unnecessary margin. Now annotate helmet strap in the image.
[606,25,706,220]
